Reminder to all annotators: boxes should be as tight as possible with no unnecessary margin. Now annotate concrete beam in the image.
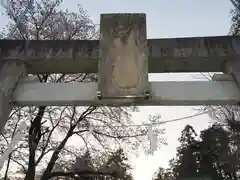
[12,80,240,106]
[1,35,240,74]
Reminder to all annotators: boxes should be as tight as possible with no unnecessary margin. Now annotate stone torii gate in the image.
[0,13,240,131]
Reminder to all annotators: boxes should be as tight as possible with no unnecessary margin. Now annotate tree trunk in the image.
[24,106,46,180]
[40,132,73,180]
[24,149,36,180]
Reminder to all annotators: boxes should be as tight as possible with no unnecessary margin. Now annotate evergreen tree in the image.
[153,124,237,180]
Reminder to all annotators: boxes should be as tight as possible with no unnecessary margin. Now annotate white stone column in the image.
[0,61,26,132]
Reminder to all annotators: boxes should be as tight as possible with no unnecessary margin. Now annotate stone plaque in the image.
[98,13,149,99]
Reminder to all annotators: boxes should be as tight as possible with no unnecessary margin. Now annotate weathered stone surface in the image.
[98,13,148,98]
[0,36,240,73]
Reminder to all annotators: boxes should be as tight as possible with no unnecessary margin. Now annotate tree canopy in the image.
[153,124,238,180]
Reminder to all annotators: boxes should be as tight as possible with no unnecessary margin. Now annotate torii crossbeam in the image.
[1,34,240,74]
[1,13,240,130]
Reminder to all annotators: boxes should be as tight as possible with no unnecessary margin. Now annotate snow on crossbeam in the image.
[1,35,240,74]
[12,80,240,106]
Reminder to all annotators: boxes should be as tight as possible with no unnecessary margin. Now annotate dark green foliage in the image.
[153,124,238,180]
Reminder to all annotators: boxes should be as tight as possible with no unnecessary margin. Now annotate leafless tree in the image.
[0,0,166,180]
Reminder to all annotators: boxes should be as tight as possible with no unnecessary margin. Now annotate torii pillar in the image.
[0,60,26,132]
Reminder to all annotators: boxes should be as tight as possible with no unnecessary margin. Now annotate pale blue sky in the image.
[0,0,233,37]
[0,0,235,180]
[59,0,232,38]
